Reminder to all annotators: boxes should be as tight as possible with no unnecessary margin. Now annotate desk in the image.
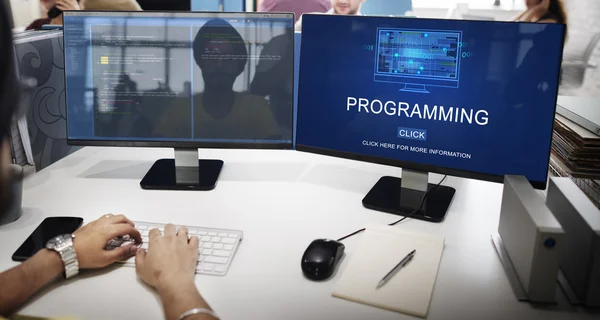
[0,147,596,320]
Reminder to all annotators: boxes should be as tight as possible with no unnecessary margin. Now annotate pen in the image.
[376,249,416,289]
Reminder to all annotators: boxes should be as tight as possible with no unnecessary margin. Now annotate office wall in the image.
[564,0,600,97]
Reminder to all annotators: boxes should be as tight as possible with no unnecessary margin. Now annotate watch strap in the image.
[58,242,79,279]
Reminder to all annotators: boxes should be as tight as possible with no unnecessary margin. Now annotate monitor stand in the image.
[140,148,223,191]
[400,84,430,94]
[362,169,455,222]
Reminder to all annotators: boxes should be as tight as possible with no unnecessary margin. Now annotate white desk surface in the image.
[0,147,596,320]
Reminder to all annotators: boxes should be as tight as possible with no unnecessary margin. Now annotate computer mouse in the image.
[301,238,345,280]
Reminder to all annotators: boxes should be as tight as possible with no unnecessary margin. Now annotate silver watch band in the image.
[59,244,79,279]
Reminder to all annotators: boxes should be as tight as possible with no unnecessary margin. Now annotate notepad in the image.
[332,225,445,318]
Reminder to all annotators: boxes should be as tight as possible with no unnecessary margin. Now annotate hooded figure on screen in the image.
[155,18,281,140]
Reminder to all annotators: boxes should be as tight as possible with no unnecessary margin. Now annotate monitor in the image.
[191,0,245,12]
[360,0,412,17]
[296,14,565,222]
[63,11,295,190]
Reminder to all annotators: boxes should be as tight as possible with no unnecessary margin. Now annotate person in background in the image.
[80,0,142,11]
[258,0,331,24]
[512,0,567,24]
[26,0,143,30]
[294,0,366,31]
[1,3,216,319]
[26,0,81,30]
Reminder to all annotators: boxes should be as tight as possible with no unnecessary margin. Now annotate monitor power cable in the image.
[336,175,448,242]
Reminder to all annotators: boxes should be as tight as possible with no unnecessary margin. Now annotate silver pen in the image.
[376,249,416,289]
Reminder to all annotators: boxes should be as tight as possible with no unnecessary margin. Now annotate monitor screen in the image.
[191,0,244,12]
[63,11,294,148]
[296,15,565,188]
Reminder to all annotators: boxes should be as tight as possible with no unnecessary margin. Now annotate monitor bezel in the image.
[63,10,295,150]
[296,14,566,190]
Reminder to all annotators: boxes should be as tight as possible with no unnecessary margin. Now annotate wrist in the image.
[34,249,65,279]
[156,275,196,295]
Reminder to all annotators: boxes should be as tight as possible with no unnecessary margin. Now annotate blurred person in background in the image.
[80,0,142,11]
[512,0,567,24]
[26,0,142,30]
[294,0,365,31]
[259,0,331,24]
[26,0,81,30]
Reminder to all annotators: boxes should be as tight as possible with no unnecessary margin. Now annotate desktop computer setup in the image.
[62,12,569,285]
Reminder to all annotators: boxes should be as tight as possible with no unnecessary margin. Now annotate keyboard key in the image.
[159,227,164,232]
[218,233,228,237]
[213,250,231,257]
[203,263,214,271]
[205,256,228,264]
[142,236,149,242]
[202,243,213,249]
[221,238,236,244]
[198,231,207,235]
[213,243,223,250]
[137,225,147,230]
[141,243,149,249]
[228,234,238,238]
[208,232,217,236]
[223,244,234,250]
[202,249,213,256]
[141,230,149,236]
[199,255,207,262]
[210,237,221,243]
[214,265,226,273]
[200,236,211,242]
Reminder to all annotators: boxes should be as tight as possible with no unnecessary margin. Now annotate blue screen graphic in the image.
[376,29,461,81]
[297,15,565,184]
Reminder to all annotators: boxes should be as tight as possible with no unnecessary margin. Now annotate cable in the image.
[336,175,448,242]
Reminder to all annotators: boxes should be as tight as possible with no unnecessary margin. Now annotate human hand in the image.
[73,214,142,269]
[55,0,81,11]
[135,224,199,291]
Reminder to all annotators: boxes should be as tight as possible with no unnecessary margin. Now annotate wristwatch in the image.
[46,234,79,279]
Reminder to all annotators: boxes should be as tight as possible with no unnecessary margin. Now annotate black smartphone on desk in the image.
[12,217,84,262]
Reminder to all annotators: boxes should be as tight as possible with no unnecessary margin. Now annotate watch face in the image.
[46,234,73,250]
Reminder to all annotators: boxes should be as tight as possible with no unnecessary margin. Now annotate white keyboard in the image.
[105,221,243,276]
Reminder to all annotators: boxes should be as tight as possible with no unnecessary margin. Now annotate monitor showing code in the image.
[64,12,294,145]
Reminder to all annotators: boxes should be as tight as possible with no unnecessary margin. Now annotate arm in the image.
[0,249,63,316]
[156,278,214,320]
[0,214,141,317]
[136,225,217,320]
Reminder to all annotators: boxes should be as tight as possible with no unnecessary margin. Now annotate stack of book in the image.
[550,97,600,208]
[552,114,600,178]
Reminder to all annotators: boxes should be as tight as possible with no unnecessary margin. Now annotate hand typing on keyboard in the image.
[134,224,219,320]
[109,221,243,276]
[135,224,199,289]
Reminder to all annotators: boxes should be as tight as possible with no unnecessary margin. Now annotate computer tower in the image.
[546,177,600,307]
[496,175,565,303]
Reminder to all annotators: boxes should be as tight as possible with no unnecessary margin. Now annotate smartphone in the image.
[47,0,81,19]
[12,217,84,262]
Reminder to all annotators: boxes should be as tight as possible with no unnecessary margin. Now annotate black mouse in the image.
[301,238,345,280]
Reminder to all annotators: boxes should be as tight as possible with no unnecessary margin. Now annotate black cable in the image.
[336,175,448,242]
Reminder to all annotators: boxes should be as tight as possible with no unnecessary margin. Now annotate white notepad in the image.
[332,226,445,318]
